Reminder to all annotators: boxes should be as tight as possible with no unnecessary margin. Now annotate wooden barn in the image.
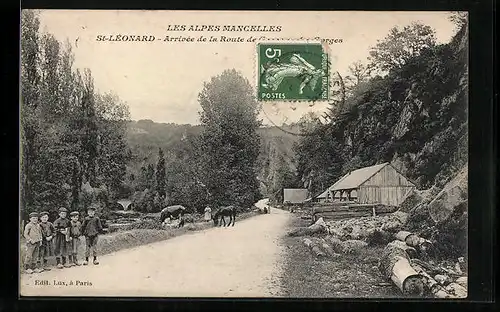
[316,162,415,206]
[283,188,309,204]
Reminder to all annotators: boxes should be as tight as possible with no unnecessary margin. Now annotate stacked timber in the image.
[313,204,398,221]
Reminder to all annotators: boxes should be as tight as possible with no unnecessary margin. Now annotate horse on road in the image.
[212,206,236,227]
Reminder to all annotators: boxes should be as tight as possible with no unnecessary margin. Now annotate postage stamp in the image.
[257,42,329,101]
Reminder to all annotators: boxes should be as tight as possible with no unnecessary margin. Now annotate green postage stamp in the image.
[257,42,329,101]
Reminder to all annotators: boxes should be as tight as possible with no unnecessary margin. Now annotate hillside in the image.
[295,23,468,197]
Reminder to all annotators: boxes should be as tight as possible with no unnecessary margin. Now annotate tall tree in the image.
[95,92,130,200]
[368,22,437,72]
[79,69,99,186]
[20,10,42,212]
[156,148,166,197]
[198,69,262,208]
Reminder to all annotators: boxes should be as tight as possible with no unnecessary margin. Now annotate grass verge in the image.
[278,216,402,298]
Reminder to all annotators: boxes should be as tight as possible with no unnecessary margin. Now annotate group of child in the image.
[23,205,103,274]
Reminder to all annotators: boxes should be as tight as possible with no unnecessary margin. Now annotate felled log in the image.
[341,240,368,254]
[419,270,453,298]
[325,236,344,253]
[319,238,338,258]
[302,238,326,258]
[410,258,441,276]
[310,217,329,232]
[434,274,452,285]
[321,243,338,258]
[395,231,433,255]
[420,270,466,298]
[387,240,417,259]
[381,220,403,233]
[379,242,425,296]
[395,230,412,241]
[287,217,329,237]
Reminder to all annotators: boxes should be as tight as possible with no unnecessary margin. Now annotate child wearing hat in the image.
[82,205,103,265]
[38,211,55,270]
[23,212,43,274]
[53,207,71,268]
[69,211,83,266]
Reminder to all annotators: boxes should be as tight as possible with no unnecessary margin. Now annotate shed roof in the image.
[316,171,351,198]
[331,162,389,191]
[316,162,391,198]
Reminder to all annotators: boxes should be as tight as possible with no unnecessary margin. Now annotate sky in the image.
[36,10,459,126]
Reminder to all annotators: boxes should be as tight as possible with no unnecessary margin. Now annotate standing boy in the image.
[69,211,83,266]
[38,211,55,270]
[82,205,103,265]
[53,207,71,269]
[23,212,43,274]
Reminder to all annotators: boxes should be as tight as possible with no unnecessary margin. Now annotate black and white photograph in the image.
[19,10,469,298]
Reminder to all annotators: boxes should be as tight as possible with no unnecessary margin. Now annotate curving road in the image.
[20,207,290,297]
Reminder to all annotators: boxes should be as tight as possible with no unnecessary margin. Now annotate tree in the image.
[198,69,262,208]
[294,125,343,197]
[344,61,373,96]
[20,10,42,212]
[20,10,130,217]
[79,69,99,186]
[448,12,468,32]
[368,22,437,72]
[156,148,166,197]
[95,92,130,199]
[268,154,296,204]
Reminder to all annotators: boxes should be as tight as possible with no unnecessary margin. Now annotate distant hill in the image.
[126,119,299,197]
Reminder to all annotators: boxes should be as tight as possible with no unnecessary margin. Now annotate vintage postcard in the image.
[19,10,468,298]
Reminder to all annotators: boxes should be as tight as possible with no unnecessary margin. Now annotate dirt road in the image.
[20,208,290,297]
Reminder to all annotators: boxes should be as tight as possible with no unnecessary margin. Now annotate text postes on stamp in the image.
[257,43,329,101]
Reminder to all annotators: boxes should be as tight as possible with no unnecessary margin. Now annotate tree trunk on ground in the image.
[418,270,453,298]
[287,217,328,237]
[321,241,338,258]
[387,240,418,259]
[325,236,343,253]
[302,238,326,258]
[395,231,433,255]
[379,242,425,296]
[309,217,329,233]
[415,264,467,298]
